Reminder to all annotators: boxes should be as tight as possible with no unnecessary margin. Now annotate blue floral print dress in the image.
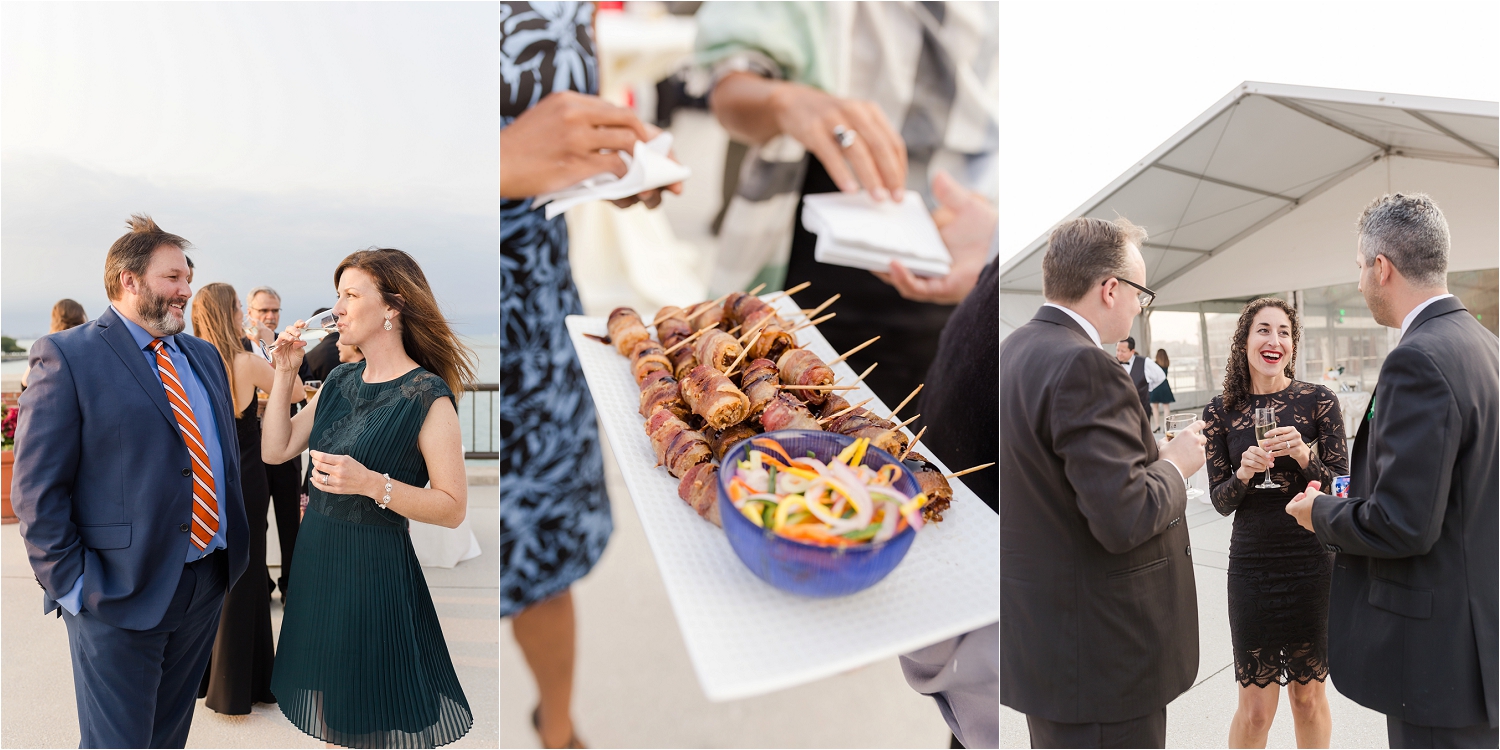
[500,1,613,617]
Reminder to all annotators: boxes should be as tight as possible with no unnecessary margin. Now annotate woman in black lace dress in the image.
[1202,297,1347,748]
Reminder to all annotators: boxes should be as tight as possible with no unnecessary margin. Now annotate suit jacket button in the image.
[180,523,190,532]
[1185,545,1192,556]
[181,468,191,477]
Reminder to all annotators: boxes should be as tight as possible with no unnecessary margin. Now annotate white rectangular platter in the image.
[565,294,998,701]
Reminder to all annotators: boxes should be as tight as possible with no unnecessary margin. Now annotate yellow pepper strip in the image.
[773,494,806,529]
[898,493,928,518]
[741,500,765,527]
[846,438,870,467]
[778,466,820,481]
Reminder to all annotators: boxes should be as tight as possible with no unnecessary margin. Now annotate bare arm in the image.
[710,71,907,199]
[309,396,468,528]
[261,324,318,465]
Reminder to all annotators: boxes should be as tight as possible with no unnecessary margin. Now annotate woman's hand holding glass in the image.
[308,450,381,500]
[1235,443,1275,484]
[1260,425,1310,468]
[269,321,309,374]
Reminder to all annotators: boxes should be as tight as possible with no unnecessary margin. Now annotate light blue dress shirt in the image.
[56,307,231,615]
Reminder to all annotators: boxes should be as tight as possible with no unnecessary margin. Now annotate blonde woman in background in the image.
[20,299,88,389]
[189,283,304,714]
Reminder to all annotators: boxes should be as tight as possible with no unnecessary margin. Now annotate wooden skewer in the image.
[737,316,773,344]
[888,383,924,420]
[827,336,879,367]
[780,383,863,391]
[724,330,762,378]
[894,413,920,430]
[944,462,996,480]
[748,282,767,296]
[803,293,840,320]
[898,426,928,461]
[663,326,711,355]
[762,280,811,302]
[789,312,835,334]
[817,397,874,424]
[851,361,878,385]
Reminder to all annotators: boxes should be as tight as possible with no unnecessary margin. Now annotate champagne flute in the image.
[264,311,338,359]
[1164,412,1204,500]
[1253,406,1281,489]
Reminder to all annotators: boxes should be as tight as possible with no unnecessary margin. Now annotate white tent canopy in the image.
[1000,82,1498,308]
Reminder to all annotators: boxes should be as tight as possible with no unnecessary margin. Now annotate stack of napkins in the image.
[533,133,692,220]
[801,190,951,277]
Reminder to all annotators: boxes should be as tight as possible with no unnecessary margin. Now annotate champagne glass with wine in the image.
[1253,406,1281,489]
[265,311,339,358]
[1164,412,1204,499]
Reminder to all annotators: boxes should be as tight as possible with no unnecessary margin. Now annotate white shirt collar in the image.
[1400,294,1455,340]
[1043,302,1104,349]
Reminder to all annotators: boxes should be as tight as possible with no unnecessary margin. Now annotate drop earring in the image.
[383,317,392,331]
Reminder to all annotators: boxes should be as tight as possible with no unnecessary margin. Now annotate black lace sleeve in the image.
[1204,396,1249,516]
[1300,384,1349,487]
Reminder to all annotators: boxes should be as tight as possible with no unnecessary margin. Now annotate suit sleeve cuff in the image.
[1161,458,1187,483]
[56,574,84,616]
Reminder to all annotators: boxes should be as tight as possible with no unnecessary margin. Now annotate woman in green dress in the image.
[262,248,477,748]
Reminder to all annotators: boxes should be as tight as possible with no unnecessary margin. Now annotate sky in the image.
[995,0,1500,267]
[1,2,498,338]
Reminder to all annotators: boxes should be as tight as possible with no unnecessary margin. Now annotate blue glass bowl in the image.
[718,430,920,598]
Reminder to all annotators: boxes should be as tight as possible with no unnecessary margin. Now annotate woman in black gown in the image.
[1202,297,1347,748]
[189,283,304,714]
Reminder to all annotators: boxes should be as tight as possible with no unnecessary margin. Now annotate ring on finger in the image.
[833,125,858,150]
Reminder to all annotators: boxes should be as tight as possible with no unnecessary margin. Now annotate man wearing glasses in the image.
[247,286,303,603]
[1000,216,1206,748]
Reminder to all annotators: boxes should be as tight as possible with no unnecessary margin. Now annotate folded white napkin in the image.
[533,133,692,220]
[801,191,951,277]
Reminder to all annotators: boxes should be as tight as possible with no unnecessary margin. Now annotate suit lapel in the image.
[98,309,177,430]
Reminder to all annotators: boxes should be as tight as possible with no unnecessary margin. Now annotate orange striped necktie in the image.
[147,339,219,550]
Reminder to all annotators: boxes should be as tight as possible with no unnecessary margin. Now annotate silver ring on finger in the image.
[833,125,857,150]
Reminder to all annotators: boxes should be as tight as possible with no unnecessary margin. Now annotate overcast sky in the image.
[996,0,1499,266]
[2,2,497,338]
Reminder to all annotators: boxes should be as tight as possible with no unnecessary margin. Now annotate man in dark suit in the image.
[248,285,302,602]
[12,215,249,748]
[1287,193,1498,748]
[1001,216,1207,748]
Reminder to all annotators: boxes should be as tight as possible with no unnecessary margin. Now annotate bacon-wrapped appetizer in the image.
[655,307,693,347]
[723,291,785,329]
[677,461,721,527]
[646,409,713,478]
[639,369,692,421]
[817,392,852,418]
[629,339,672,386]
[669,346,699,380]
[688,301,722,333]
[692,329,744,373]
[759,392,823,432]
[776,347,835,405]
[824,410,907,456]
[608,307,650,357]
[739,358,782,417]
[680,364,751,430]
[709,422,760,463]
[901,452,953,523]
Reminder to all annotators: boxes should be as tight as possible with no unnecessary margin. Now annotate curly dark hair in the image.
[1222,297,1300,411]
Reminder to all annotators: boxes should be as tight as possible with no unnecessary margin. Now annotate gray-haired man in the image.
[1287,193,1498,748]
[248,286,302,602]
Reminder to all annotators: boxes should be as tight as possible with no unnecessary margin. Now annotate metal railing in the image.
[462,383,498,459]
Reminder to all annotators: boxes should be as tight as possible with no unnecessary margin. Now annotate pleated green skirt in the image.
[271,508,472,748]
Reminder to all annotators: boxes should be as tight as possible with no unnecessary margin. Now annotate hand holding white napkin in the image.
[534,133,692,220]
[801,191,952,277]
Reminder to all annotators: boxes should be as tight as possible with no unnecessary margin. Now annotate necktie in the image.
[148,339,219,550]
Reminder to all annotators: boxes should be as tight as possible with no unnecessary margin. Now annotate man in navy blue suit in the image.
[12,215,249,748]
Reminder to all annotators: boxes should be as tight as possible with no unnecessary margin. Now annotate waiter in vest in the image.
[1116,337,1165,417]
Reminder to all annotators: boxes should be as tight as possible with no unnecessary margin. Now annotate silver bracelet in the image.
[378,473,392,509]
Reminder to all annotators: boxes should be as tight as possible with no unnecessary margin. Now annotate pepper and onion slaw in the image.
[727,436,928,547]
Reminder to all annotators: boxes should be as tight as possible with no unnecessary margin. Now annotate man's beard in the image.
[140,285,187,336]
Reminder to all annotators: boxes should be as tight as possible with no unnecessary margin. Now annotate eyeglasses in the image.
[1112,277,1157,308]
